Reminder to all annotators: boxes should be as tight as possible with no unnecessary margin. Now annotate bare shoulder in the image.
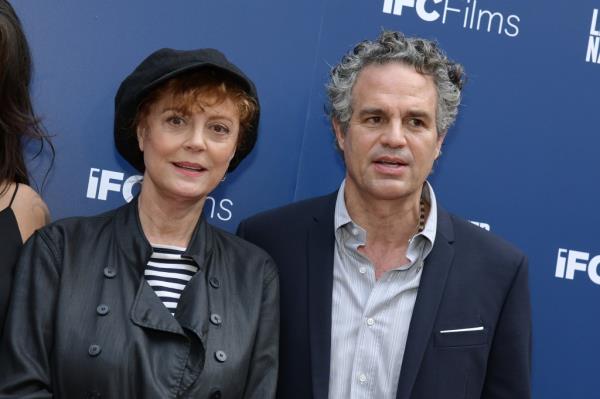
[10,184,51,242]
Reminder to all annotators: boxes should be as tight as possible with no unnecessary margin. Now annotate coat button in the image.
[86,391,101,398]
[209,389,222,399]
[103,267,117,278]
[210,313,222,326]
[96,304,110,316]
[209,277,220,289]
[214,350,227,363]
[88,344,102,357]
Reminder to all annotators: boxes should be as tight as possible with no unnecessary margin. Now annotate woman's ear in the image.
[136,124,146,152]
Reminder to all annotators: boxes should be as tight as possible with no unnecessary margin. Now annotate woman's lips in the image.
[172,161,206,176]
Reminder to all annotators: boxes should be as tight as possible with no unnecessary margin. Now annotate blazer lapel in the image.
[395,208,456,399]
[307,193,337,399]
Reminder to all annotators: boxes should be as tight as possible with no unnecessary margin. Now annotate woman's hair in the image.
[134,68,259,171]
[0,0,54,196]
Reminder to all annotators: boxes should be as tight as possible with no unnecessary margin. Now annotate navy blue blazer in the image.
[237,192,531,399]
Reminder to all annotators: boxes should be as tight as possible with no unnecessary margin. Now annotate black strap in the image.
[8,183,19,208]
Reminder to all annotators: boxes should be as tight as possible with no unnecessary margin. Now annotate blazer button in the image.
[88,344,102,357]
[96,304,110,316]
[210,313,222,326]
[103,267,117,279]
[214,350,227,363]
[209,389,222,399]
[86,391,101,398]
[209,277,220,289]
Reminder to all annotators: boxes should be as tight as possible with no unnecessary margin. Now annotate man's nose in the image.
[381,120,407,147]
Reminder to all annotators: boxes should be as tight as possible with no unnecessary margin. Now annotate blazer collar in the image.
[395,206,455,399]
[307,191,338,399]
[306,194,457,399]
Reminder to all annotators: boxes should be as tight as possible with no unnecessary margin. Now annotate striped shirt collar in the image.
[334,179,438,249]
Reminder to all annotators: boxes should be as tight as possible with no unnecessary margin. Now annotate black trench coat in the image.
[0,198,279,399]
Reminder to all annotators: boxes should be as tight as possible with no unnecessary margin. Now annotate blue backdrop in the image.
[13,1,600,397]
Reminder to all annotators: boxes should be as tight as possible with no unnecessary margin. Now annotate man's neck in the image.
[344,184,424,243]
[343,180,428,279]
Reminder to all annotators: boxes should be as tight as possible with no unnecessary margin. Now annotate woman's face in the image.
[137,91,240,203]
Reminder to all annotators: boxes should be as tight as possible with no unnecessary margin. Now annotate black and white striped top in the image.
[144,244,199,315]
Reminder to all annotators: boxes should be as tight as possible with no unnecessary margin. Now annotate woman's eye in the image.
[212,124,230,134]
[167,115,185,126]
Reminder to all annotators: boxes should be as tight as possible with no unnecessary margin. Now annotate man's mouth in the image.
[374,157,408,167]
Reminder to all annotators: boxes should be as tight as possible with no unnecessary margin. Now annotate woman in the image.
[0,48,278,398]
[0,0,51,334]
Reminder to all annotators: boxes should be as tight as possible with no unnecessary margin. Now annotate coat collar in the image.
[113,195,212,271]
[113,196,212,341]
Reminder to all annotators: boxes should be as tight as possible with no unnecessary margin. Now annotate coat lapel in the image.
[395,208,456,399]
[307,193,337,399]
[131,279,185,335]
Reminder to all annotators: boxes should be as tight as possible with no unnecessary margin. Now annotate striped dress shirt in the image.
[328,180,438,399]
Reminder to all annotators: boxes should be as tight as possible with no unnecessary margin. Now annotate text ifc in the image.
[86,168,233,221]
[555,248,600,286]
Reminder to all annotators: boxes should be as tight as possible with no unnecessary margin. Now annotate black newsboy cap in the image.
[114,47,260,173]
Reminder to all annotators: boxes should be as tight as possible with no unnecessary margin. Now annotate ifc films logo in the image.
[382,0,520,38]
[586,9,600,64]
[86,167,234,221]
[555,248,600,286]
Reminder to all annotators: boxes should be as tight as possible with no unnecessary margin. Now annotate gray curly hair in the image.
[327,30,465,138]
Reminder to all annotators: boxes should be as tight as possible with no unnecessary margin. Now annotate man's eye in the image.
[408,118,424,128]
[365,116,382,125]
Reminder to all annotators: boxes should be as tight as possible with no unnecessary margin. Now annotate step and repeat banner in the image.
[15,1,600,398]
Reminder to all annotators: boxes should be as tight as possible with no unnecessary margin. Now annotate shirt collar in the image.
[334,179,438,246]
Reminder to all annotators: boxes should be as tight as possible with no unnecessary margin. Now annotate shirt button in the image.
[96,304,110,316]
[88,344,102,357]
[351,228,359,236]
[215,350,227,363]
[209,277,221,289]
[366,318,375,326]
[359,267,367,274]
[210,313,222,326]
[209,389,222,399]
[103,267,117,279]
[358,373,367,383]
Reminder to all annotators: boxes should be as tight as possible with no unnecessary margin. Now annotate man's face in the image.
[334,62,444,204]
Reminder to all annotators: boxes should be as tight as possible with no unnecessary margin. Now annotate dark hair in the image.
[0,0,54,196]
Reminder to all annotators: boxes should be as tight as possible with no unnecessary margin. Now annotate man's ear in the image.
[332,119,345,151]
[435,132,446,159]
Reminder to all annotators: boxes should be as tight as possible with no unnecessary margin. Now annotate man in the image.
[237,31,531,399]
